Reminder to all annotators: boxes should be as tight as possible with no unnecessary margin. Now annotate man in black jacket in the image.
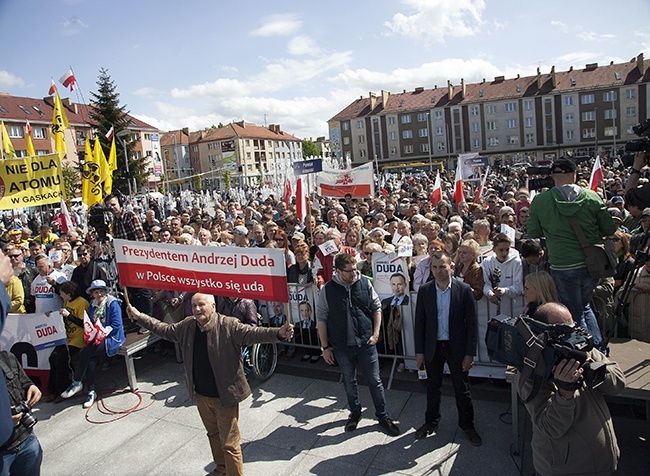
[414,251,481,445]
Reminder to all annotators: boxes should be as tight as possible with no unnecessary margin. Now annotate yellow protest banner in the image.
[0,154,64,209]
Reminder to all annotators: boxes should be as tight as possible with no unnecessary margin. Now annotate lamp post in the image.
[426,112,433,173]
[611,91,617,157]
[116,129,134,196]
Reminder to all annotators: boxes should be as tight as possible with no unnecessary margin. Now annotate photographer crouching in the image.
[517,302,625,476]
[0,351,42,475]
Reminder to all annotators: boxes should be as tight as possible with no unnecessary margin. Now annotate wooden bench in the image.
[117,332,162,390]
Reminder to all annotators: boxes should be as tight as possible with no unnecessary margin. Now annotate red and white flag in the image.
[588,155,604,192]
[282,177,293,207]
[59,199,74,233]
[453,158,465,204]
[59,69,76,91]
[105,126,115,141]
[295,177,307,223]
[48,79,57,96]
[317,163,374,198]
[474,166,490,203]
[25,120,32,136]
[430,172,442,206]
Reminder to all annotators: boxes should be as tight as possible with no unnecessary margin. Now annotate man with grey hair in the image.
[31,255,66,314]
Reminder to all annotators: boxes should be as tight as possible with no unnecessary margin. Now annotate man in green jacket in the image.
[127,293,293,476]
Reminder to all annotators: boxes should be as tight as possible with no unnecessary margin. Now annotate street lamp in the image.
[116,129,134,196]
[611,91,617,157]
[426,112,433,173]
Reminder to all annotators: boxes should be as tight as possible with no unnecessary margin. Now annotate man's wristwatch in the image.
[629,167,642,175]
[321,346,331,352]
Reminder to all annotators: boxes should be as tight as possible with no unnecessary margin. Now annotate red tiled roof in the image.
[195,122,301,143]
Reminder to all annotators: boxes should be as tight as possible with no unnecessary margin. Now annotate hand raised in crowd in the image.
[0,253,12,286]
[277,321,294,341]
[126,304,142,321]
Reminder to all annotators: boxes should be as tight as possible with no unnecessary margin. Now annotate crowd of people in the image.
[0,151,647,475]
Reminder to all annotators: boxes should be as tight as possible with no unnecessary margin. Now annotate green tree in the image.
[222,170,231,189]
[61,163,81,198]
[88,68,147,195]
[302,139,320,158]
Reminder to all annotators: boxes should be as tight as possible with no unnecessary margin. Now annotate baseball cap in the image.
[610,196,624,205]
[642,208,650,218]
[292,232,305,241]
[233,226,249,235]
[551,158,577,174]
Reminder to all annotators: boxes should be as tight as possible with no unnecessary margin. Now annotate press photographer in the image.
[510,303,625,476]
[624,119,650,209]
[0,351,42,476]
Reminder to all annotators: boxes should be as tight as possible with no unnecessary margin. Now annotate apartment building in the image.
[329,53,650,169]
[160,128,192,191]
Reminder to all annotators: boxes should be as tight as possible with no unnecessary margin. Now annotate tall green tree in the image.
[302,139,321,158]
[88,68,147,195]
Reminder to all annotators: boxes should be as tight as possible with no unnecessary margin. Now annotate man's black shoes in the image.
[345,412,361,432]
[464,428,483,446]
[414,421,438,440]
[378,417,400,436]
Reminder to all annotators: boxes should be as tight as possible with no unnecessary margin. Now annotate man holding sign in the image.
[126,294,293,476]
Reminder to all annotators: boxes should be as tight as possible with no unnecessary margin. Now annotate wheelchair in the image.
[242,342,278,381]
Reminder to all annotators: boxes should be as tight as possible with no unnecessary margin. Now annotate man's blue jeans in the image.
[333,344,388,418]
[0,433,42,476]
[550,267,604,350]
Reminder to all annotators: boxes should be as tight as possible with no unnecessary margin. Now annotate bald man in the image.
[127,293,293,476]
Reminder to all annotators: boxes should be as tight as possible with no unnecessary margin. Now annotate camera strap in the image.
[516,318,548,403]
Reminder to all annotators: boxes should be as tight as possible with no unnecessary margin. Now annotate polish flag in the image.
[453,158,465,204]
[474,166,490,203]
[59,199,74,233]
[282,177,292,207]
[430,172,442,206]
[48,79,58,96]
[25,120,32,136]
[588,155,604,192]
[295,177,307,222]
[105,126,115,141]
[59,69,77,91]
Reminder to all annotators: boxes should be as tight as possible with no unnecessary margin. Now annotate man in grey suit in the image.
[414,251,482,446]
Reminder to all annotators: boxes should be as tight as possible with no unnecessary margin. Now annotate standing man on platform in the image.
[414,251,482,446]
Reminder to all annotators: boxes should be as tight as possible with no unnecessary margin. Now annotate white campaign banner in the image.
[317,163,375,198]
[0,312,67,370]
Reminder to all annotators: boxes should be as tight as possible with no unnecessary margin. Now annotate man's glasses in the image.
[337,268,355,274]
[79,252,89,257]
[8,254,22,259]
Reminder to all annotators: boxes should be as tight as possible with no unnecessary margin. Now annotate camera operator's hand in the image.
[554,358,583,399]
[26,385,41,406]
[487,291,500,305]
[10,411,22,427]
[633,151,647,170]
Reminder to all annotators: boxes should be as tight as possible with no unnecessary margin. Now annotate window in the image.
[388,116,395,125]
[342,122,349,131]
[358,135,365,144]
[626,106,637,117]
[357,120,364,129]
[343,137,350,145]
[18,105,31,115]
[470,106,479,116]
[565,96,574,106]
[246,152,251,159]
[488,137,499,146]
[471,122,480,133]
[436,126,444,136]
[604,109,617,120]
[32,127,47,139]
[144,133,152,140]
[401,115,412,124]
[473,138,480,148]
[434,110,443,119]
[36,150,48,156]
[485,104,497,114]
[403,145,413,154]
[603,91,617,102]
[506,119,518,128]
[32,106,44,116]
[507,135,519,144]
[402,130,413,139]
[581,94,595,104]
[389,131,396,141]
[417,113,428,122]
[582,111,595,121]
[7,126,23,138]
[418,128,428,137]
[14,150,26,158]
[566,130,575,140]
[626,89,636,100]
[605,126,617,137]
[524,100,533,111]
[420,143,430,152]
[582,128,596,138]
[486,121,497,131]
[505,102,517,112]
[359,149,367,158]
[244,139,250,146]
[192,145,198,152]
[525,117,534,128]
[565,113,574,123]
[390,146,397,155]
[525,133,535,143]
[437,142,445,151]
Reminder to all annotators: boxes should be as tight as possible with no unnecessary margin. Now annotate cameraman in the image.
[518,302,625,476]
[0,351,42,476]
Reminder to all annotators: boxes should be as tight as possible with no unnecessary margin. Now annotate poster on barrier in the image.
[0,312,66,370]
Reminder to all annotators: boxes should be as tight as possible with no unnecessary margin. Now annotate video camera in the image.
[622,118,650,167]
[486,315,607,401]
[88,204,111,242]
[525,166,555,191]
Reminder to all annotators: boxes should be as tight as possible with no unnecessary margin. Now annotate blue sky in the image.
[1,0,649,140]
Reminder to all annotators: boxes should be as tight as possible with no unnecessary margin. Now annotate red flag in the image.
[588,156,604,192]
[453,159,465,204]
[59,69,76,91]
[105,126,114,141]
[282,177,292,207]
[295,177,307,222]
[48,79,57,96]
[474,166,490,203]
[430,172,442,206]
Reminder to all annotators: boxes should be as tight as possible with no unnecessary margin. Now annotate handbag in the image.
[568,215,617,279]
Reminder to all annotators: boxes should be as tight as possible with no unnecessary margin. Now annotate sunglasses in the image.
[8,254,22,259]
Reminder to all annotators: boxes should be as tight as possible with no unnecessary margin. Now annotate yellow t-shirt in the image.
[64,296,89,349]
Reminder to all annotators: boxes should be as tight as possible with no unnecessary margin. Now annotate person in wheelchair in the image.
[216,295,258,326]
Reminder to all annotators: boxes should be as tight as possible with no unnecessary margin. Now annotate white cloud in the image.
[250,14,302,37]
[220,65,239,73]
[0,71,25,88]
[384,0,486,41]
[287,36,321,56]
[132,87,158,98]
[551,20,616,42]
[61,16,88,36]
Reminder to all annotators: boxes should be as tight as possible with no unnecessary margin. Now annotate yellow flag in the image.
[94,136,111,194]
[105,137,117,193]
[82,134,102,207]
[1,122,16,159]
[51,92,69,155]
[25,121,35,156]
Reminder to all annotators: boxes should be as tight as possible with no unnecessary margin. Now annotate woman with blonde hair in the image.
[454,239,484,301]
[523,271,559,317]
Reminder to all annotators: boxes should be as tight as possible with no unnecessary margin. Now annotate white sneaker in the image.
[83,391,96,409]
[397,363,405,373]
[61,381,83,399]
